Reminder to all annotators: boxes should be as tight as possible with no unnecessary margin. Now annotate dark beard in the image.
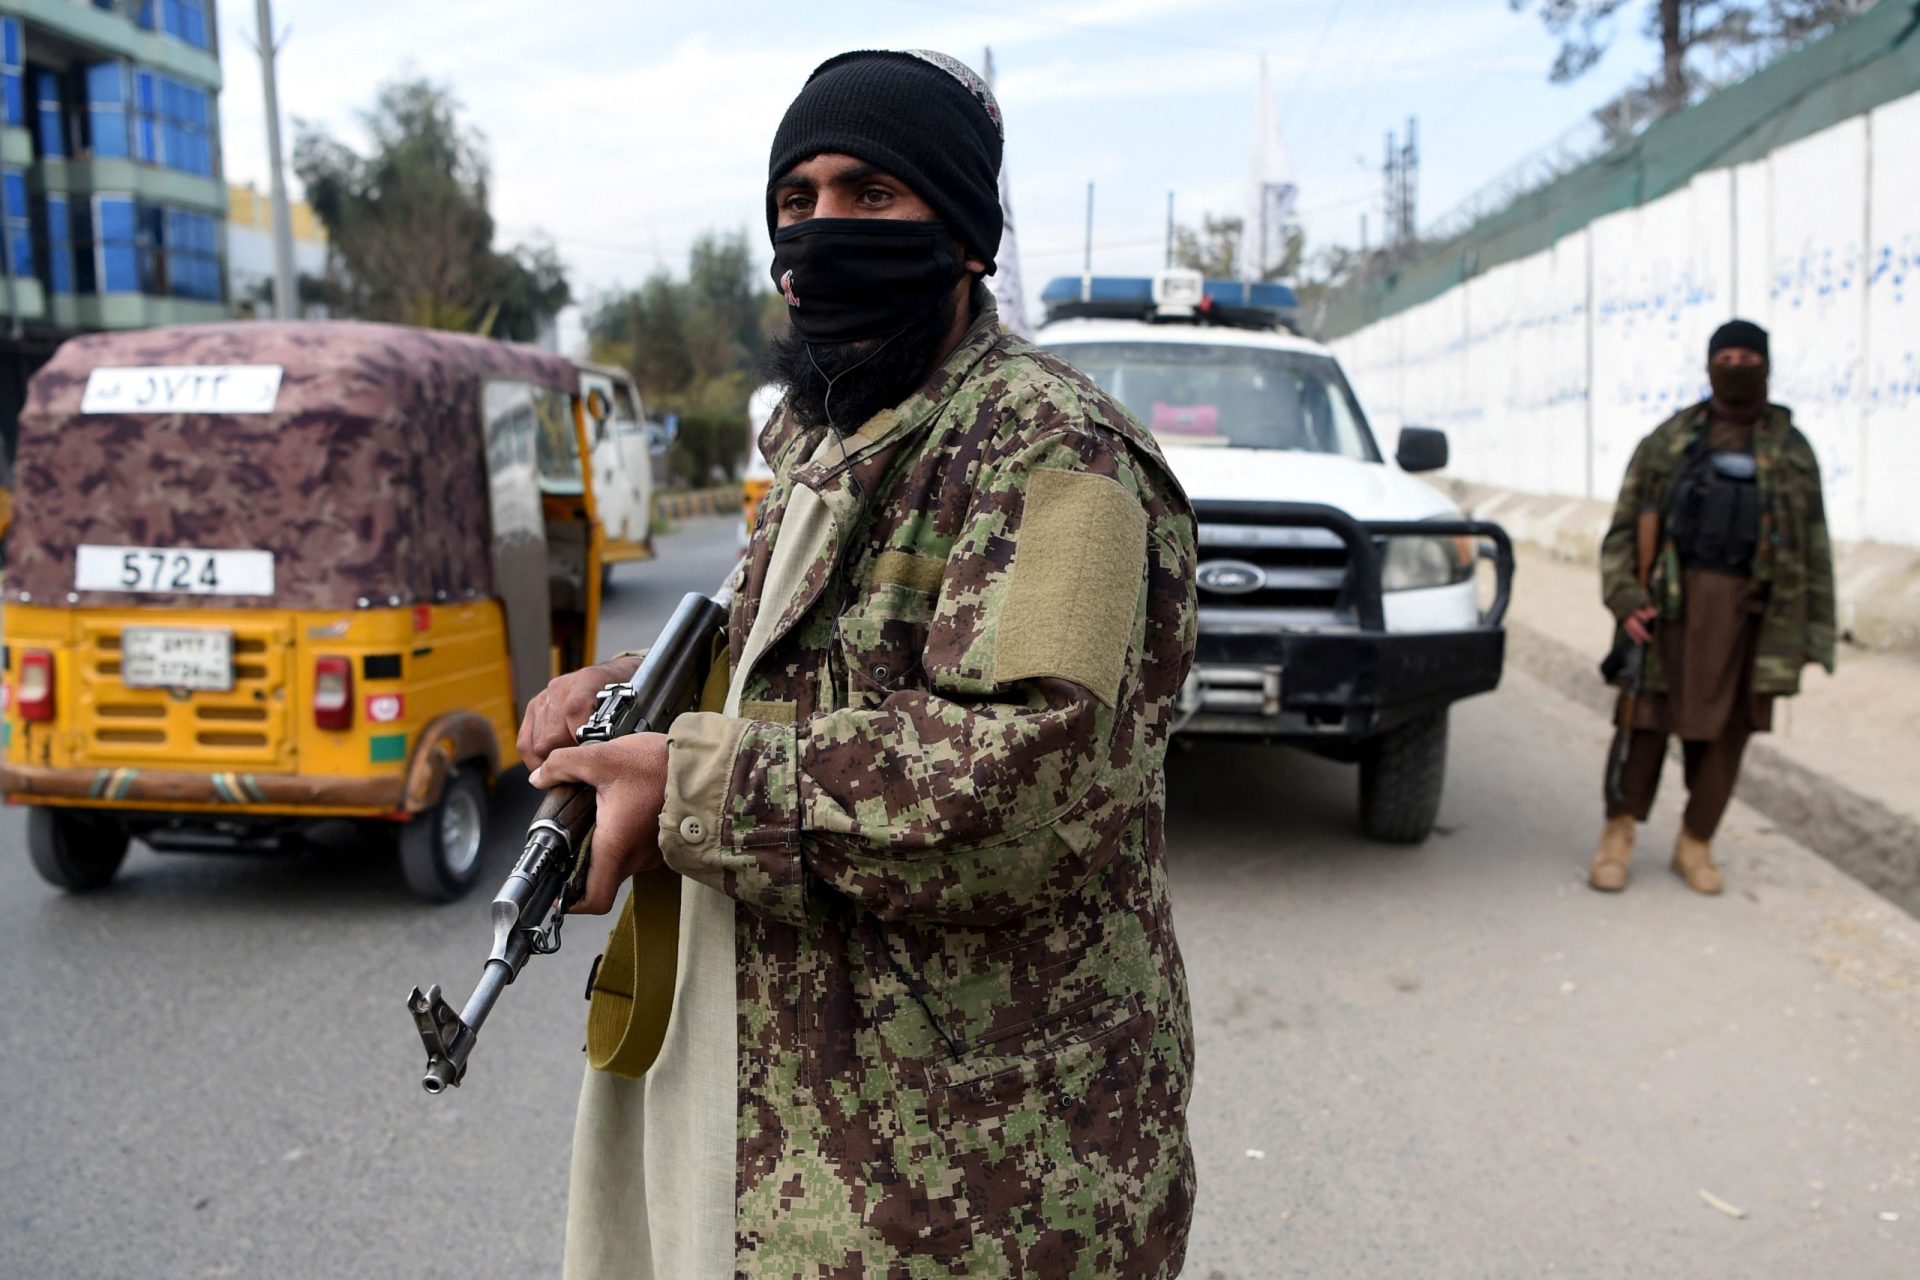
[760,290,959,435]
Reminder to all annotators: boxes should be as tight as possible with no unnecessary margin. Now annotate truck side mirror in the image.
[1395,426,1449,473]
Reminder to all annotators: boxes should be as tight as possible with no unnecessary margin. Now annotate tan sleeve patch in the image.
[872,549,945,594]
[851,407,900,443]
[738,698,798,725]
[992,467,1148,706]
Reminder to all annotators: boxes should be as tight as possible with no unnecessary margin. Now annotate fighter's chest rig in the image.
[1667,436,1763,577]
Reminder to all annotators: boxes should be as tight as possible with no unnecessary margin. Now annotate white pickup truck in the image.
[1036,270,1513,842]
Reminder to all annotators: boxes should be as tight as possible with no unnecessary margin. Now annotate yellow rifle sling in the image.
[584,640,732,1078]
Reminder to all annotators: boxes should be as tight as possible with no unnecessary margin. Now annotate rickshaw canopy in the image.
[8,321,581,612]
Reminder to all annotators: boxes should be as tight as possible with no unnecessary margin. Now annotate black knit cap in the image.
[1709,318,1769,361]
[767,50,1004,273]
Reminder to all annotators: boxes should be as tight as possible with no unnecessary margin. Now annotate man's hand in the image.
[528,733,670,914]
[1622,604,1658,645]
[516,655,644,772]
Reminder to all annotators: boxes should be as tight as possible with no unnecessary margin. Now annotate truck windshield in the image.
[1047,341,1378,460]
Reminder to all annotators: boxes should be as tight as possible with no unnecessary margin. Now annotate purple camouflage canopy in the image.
[8,320,579,612]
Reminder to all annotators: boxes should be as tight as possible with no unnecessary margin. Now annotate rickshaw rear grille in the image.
[97,727,167,744]
[96,702,166,720]
[197,731,270,748]
[195,705,267,723]
[74,615,296,770]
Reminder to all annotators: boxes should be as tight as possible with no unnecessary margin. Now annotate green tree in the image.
[586,229,777,486]
[1170,214,1243,278]
[292,78,570,340]
[1510,1,1869,118]
[1170,214,1303,281]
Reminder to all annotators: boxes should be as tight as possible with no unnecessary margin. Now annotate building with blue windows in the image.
[0,1,226,454]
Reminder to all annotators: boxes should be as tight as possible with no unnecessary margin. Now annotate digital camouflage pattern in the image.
[9,321,578,611]
[658,294,1199,1276]
[1600,401,1836,696]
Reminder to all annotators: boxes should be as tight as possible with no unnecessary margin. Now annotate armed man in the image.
[1591,319,1836,895]
[518,49,1200,1278]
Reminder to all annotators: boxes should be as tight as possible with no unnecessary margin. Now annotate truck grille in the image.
[1194,522,1355,627]
[75,617,294,769]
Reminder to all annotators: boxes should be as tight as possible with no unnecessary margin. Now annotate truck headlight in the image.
[1379,530,1475,592]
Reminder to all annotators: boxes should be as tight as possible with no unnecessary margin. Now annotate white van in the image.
[575,360,655,584]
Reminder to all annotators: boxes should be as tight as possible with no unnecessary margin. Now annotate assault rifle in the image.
[407,585,730,1094]
[1602,511,1661,809]
[1603,639,1646,809]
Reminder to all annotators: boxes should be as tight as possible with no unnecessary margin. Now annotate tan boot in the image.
[1589,815,1636,891]
[1671,830,1724,895]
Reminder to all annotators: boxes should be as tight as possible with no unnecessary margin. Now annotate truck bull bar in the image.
[1189,500,1514,629]
[1182,500,1516,738]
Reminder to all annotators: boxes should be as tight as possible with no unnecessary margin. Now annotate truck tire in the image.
[1358,709,1448,843]
[27,807,130,892]
[399,768,489,902]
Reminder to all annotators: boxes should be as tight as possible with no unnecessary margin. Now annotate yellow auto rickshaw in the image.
[2,321,604,901]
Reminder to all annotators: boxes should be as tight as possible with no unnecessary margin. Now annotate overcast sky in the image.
[216,0,1657,328]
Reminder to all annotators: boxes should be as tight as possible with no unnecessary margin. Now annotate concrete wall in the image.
[1333,88,1920,549]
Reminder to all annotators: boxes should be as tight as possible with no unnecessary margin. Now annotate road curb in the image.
[1506,618,1920,919]
[653,486,738,522]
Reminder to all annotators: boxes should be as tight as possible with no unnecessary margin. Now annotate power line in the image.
[883,0,1266,57]
[1274,0,1345,121]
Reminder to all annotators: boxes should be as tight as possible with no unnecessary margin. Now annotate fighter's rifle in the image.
[1603,511,1660,809]
[407,584,731,1094]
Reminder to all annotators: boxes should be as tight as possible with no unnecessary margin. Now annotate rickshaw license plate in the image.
[75,545,275,596]
[120,628,235,691]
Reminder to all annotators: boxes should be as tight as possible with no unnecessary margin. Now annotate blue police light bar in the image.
[1040,273,1299,332]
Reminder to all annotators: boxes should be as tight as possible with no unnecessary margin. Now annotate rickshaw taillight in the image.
[17,649,54,722]
[314,656,353,731]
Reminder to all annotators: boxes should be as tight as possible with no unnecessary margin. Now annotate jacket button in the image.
[873,664,891,682]
[678,815,706,843]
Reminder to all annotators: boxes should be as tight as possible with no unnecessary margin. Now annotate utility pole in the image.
[1382,130,1397,252]
[1080,181,1094,300]
[1380,117,1421,253]
[255,0,297,320]
[1402,116,1419,245]
[1164,190,1175,269]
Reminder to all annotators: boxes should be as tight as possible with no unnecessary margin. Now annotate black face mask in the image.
[1708,361,1768,410]
[771,218,960,344]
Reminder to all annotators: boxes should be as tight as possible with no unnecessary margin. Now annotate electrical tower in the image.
[1382,116,1419,254]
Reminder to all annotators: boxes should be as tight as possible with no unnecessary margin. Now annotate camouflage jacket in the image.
[1599,401,1836,696]
[655,297,1199,1276]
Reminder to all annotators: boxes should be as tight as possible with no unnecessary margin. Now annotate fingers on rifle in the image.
[529,744,576,790]
[579,855,618,917]
[574,847,624,915]
[518,691,564,772]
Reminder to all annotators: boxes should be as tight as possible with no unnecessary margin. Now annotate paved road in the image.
[3,514,1915,1279]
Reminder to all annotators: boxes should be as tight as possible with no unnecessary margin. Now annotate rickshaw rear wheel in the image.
[399,766,489,902]
[27,807,131,893]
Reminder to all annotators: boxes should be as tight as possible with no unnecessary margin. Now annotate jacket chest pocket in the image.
[833,579,936,709]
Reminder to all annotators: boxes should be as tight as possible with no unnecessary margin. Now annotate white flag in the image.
[1244,56,1298,282]
[982,47,1032,337]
